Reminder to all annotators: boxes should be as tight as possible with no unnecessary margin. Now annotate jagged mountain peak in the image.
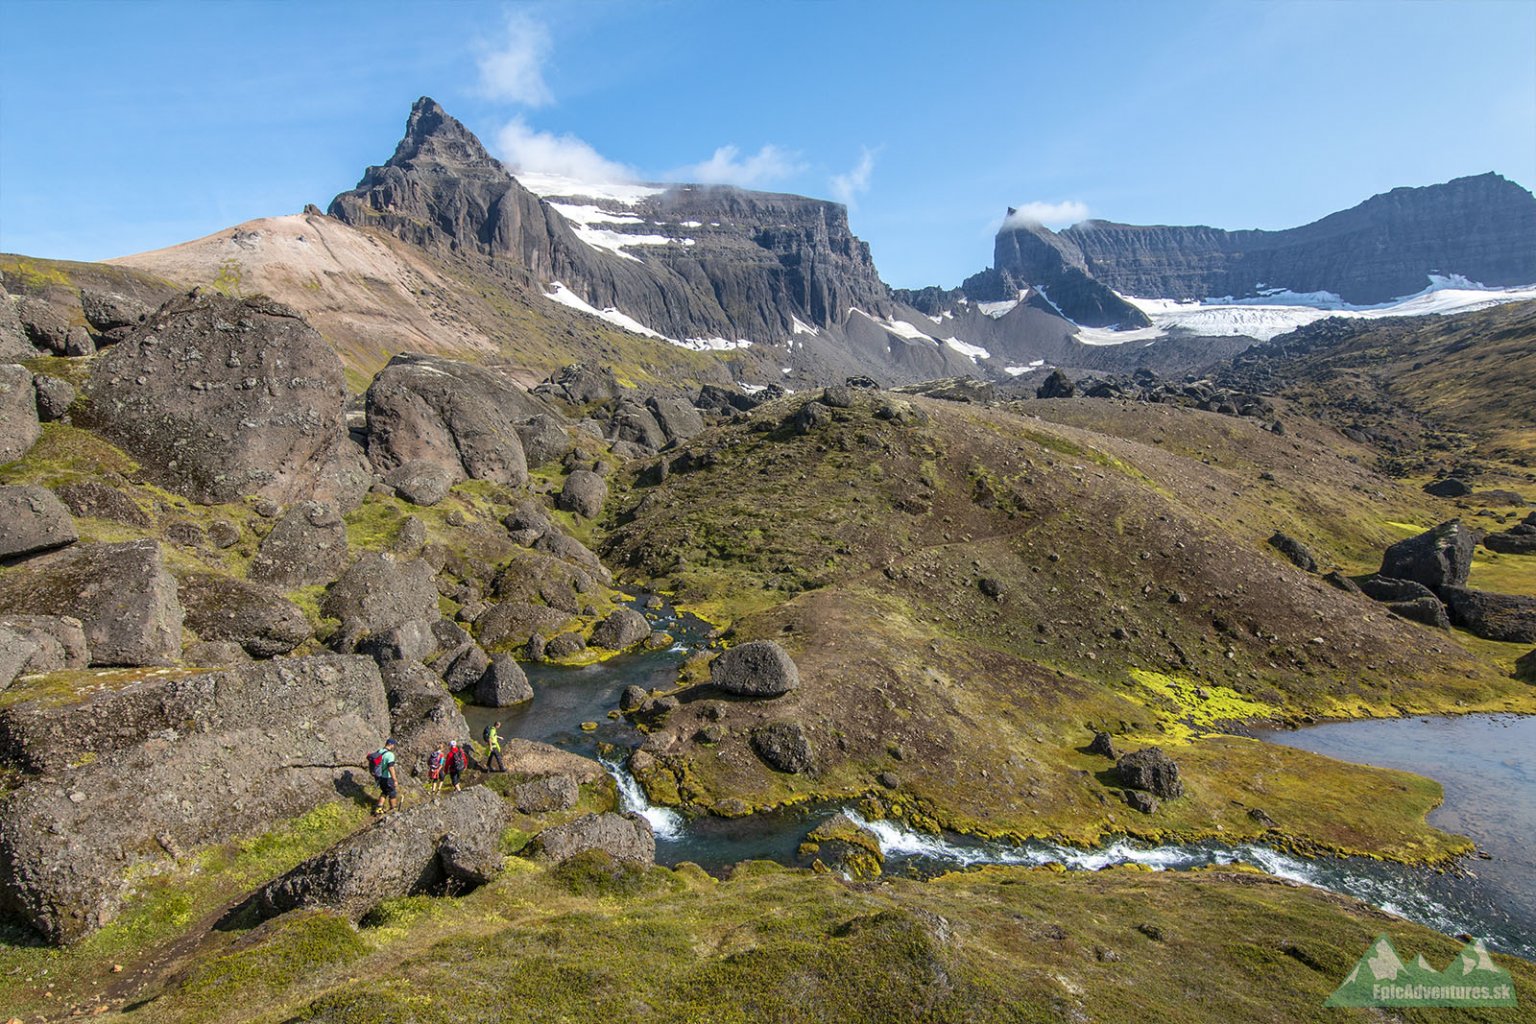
[386,95,506,176]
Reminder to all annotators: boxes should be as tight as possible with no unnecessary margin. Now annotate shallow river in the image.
[464,599,1536,960]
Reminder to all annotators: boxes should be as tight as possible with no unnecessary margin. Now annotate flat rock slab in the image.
[500,738,606,785]
[0,539,183,666]
[257,785,506,920]
[0,655,389,943]
[0,485,77,560]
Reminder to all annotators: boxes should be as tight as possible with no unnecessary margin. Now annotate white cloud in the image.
[477,12,554,107]
[673,144,805,187]
[830,147,878,207]
[1002,200,1091,229]
[495,116,636,182]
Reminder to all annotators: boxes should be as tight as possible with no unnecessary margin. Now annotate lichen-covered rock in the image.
[249,501,349,589]
[0,485,77,560]
[750,722,815,773]
[257,786,506,921]
[385,460,456,507]
[589,607,649,650]
[0,540,182,666]
[556,469,607,519]
[0,655,388,942]
[1379,519,1478,593]
[800,812,883,879]
[529,812,655,865]
[378,660,468,771]
[513,774,579,814]
[475,654,533,706]
[178,572,312,657]
[711,640,800,697]
[0,615,88,674]
[646,396,705,444]
[516,414,575,468]
[55,481,150,528]
[501,739,606,784]
[31,374,75,422]
[1116,747,1184,799]
[14,296,70,353]
[365,353,541,489]
[80,291,354,506]
[321,552,439,648]
[0,363,41,463]
[79,288,151,341]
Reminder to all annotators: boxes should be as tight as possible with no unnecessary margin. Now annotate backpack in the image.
[427,750,445,779]
[367,748,388,778]
[451,746,467,772]
[482,724,493,744]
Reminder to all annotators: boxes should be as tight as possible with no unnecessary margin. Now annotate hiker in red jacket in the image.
[447,739,468,792]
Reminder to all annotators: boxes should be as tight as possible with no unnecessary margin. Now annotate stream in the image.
[462,597,1536,961]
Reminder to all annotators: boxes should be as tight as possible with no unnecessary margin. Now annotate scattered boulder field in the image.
[0,273,1533,1021]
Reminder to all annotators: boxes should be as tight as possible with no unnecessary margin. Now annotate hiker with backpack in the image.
[427,743,447,795]
[483,720,505,773]
[368,738,400,815]
[447,739,468,790]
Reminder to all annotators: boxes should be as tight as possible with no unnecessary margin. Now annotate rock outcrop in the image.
[589,607,650,650]
[991,220,1153,329]
[0,540,183,666]
[475,653,533,706]
[177,572,312,657]
[79,291,355,506]
[750,722,815,773]
[249,500,350,589]
[0,655,389,942]
[1441,587,1536,643]
[1116,747,1184,799]
[256,785,506,920]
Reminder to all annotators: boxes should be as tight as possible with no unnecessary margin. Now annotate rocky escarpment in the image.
[1061,173,1536,303]
[328,97,899,346]
[989,219,1153,329]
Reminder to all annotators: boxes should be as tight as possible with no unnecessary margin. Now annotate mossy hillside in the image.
[0,253,178,308]
[603,395,1533,857]
[0,800,368,1021]
[54,860,1535,1024]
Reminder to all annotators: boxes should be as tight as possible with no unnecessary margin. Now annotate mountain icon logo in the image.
[1326,935,1518,1007]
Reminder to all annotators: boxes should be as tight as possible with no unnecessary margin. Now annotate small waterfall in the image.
[600,755,683,839]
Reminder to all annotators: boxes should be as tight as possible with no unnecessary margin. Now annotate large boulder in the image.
[646,396,705,444]
[79,291,354,506]
[321,552,440,647]
[475,654,533,706]
[1036,369,1075,399]
[55,480,151,528]
[0,655,388,943]
[1116,747,1184,799]
[1386,596,1452,630]
[609,400,667,451]
[589,607,650,650]
[14,296,69,353]
[556,469,607,519]
[750,722,816,773]
[500,738,606,784]
[1358,574,1438,604]
[257,785,505,921]
[0,363,41,463]
[78,289,150,343]
[0,540,183,666]
[0,290,34,359]
[385,460,456,507]
[711,640,800,697]
[1515,648,1536,682]
[1379,520,1478,593]
[1423,478,1472,498]
[249,501,349,589]
[528,812,655,865]
[1441,587,1536,643]
[516,414,575,468]
[0,485,77,560]
[365,354,542,489]
[178,572,312,657]
[32,374,76,422]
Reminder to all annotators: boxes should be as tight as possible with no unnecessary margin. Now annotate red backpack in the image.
[366,749,388,777]
[450,745,468,772]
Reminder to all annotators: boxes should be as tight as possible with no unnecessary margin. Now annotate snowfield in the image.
[1090,276,1536,345]
[543,281,751,351]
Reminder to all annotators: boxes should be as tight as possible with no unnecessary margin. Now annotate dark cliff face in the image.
[329,98,894,343]
[992,219,1153,328]
[1061,174,1536,303]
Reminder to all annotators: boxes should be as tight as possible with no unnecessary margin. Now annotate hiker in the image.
[447,739,468,791]
[427,742,447,795]
[368,737,399,815]
[483,720,505,773]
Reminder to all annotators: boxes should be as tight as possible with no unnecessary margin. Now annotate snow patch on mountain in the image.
[514,172,666,206]
[944,336,991,361]
[544,281,750,351]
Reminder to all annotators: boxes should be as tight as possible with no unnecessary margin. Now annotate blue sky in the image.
[2,0,1533,288]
